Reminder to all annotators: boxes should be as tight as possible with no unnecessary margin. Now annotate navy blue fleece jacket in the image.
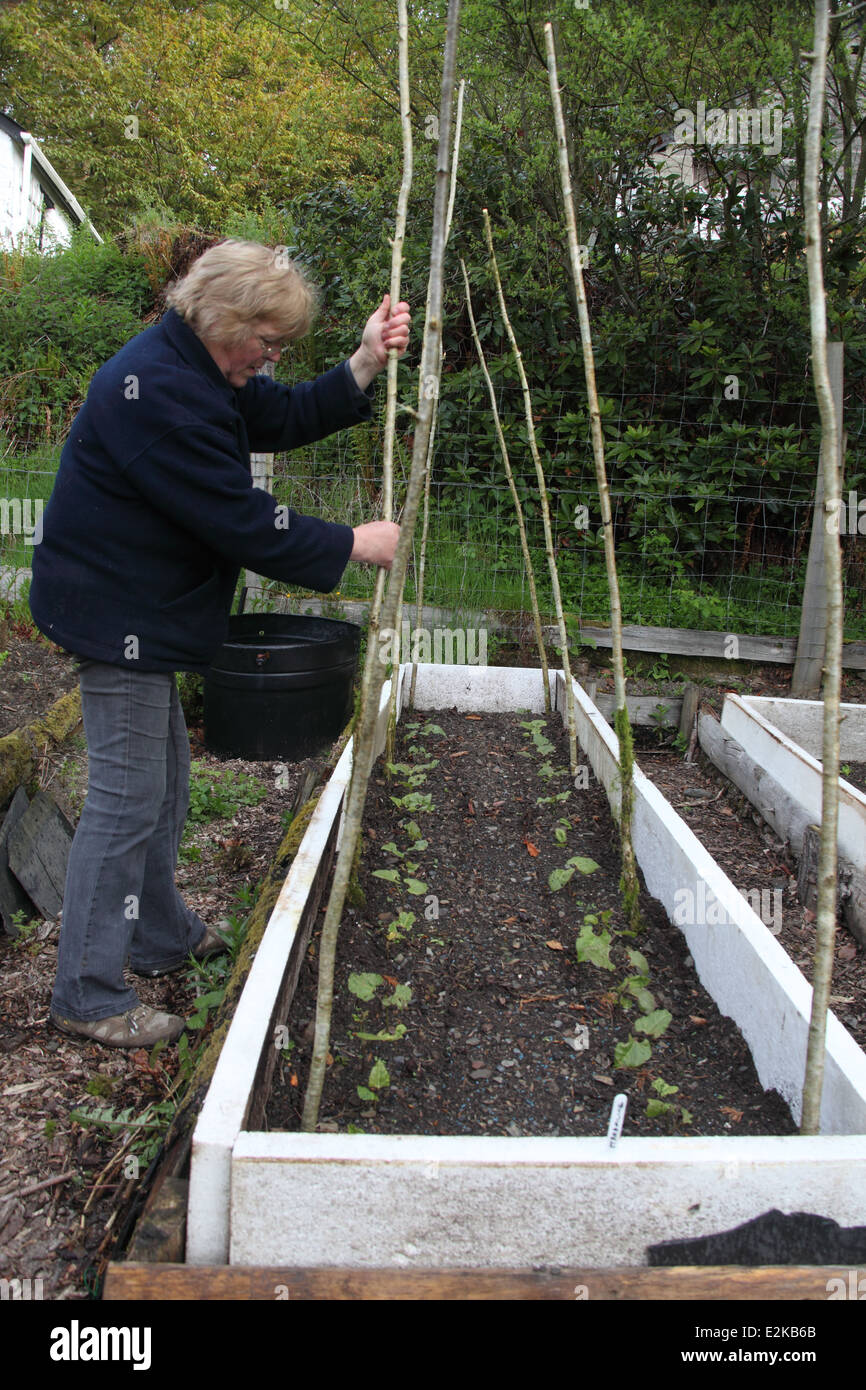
[30,308,370,671]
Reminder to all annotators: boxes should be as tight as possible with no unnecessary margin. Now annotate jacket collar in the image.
[161,308,237,400]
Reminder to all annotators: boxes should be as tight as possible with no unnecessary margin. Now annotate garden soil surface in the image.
[2,629,865,1296]
[266,707,799,1139]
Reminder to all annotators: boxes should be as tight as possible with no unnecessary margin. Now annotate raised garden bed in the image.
[266,707,796,1141]
[185,665,866,1271]
[633,746,865,1054]
[719,695,866,944]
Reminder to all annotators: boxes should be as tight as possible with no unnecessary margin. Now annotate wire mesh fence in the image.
[3,360,865,643]
[269,362,866,642]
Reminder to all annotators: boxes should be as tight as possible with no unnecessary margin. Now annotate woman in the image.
[29,238,409,1047]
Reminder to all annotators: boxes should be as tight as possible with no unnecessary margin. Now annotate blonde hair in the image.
[165,238,318,346]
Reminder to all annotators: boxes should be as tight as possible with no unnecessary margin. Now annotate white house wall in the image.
[0,130,74,250]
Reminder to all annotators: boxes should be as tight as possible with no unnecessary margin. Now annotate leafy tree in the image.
[0,0,390,233]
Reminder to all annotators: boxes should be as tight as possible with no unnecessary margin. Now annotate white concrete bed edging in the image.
[188,665,866,1269]
[738,695,866,764]
[229,1132,866,1268]
[721,694,866,868]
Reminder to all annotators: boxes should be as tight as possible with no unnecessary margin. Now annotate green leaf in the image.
[548,865,575,892]
[575,923,614,970]
[567,855,600,875]
[381,842,403,857]
[651,1077,679,1098]
[356,1086,376,1101]
[614,1036,652,1068]
[625,978,656,1013]
[193,989,225,1011]
[347,972,382,1001]
[354,1023,407,1042]
[403,877,427,895]
[368,1059,390,1090]
[626,948,650,976]
[384,983,412,1009]
[372,868,400,883]
[634,1009,672,1037]
[681,1109,693,1125]
[646,1098,673,1118]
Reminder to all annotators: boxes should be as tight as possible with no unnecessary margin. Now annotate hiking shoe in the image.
[51,1004,185,1048]
[132,922,231,979]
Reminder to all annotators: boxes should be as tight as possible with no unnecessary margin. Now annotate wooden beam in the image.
[593,693,682,728]
[125,1178,187,1265]
[580,624,797,664]
[242,594,866,670]
[0,786,37,935]
[7,790,74,919]
[102,1262,858,1301]
[697,712,814,854]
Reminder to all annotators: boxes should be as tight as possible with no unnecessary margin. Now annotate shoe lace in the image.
[124,1005,152,1032]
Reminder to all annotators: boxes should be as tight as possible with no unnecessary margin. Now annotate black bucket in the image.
[203,613,361,761]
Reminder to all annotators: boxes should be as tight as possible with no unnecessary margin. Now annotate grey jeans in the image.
[52,660,207,1021]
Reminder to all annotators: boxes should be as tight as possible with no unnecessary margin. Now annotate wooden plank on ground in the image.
[678,684,701,741]
[593,693,682,728]
[797,823,821,916]
[0,786,38,935]
[126,1178,187,1265]
[7,790,74,919]
[698,712,814,853]
[579,624,796,664]
[102,1262,856,1301]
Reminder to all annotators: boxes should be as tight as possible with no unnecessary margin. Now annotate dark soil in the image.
[0,628,79,737]
[267,708,797,1140]
[843,761,866,796]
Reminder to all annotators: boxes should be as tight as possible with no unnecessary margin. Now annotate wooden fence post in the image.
[791,340,843,697]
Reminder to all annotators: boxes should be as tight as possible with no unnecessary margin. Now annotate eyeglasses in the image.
[254,334,285,360]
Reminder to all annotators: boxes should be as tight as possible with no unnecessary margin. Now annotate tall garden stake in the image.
[544,23,641,932]
[800,0,843,1136]
[352,0,411,784]
[407,77,464,714]
[460,256,550,704]
[302,0,461,1132]
[482,209,577,771]
[381,0,414,764]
